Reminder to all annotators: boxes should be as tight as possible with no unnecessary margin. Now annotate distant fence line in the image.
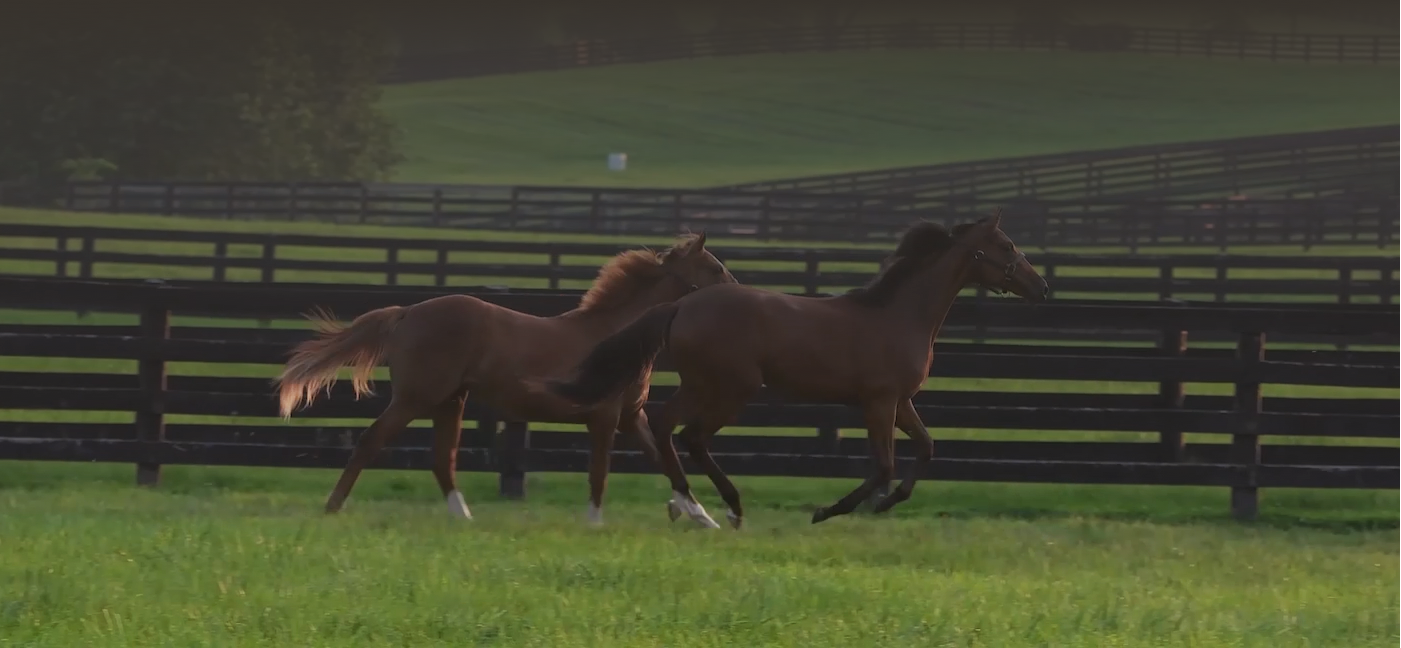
[60,126,1401,223]
[60,181,1399,248]
[0,276,1394,520]
[1,224,1396,308]
[385,23,1401,84]
[719,126,1399,205]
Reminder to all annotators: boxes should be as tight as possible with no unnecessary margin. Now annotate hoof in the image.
[667,499,683,522]
[693,515,722,530]
[726,510,743,530]
[811,507,830,524]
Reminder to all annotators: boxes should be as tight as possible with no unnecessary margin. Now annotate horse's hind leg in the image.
[325,398,419,513]
[430,389,471,519]
[872,398,933,514]
[812,397,898,524]
[679,410,745,530]
[651,385,719,528]
[584,410,621,527]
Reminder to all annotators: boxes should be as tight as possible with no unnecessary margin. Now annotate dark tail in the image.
[549,302,681,407]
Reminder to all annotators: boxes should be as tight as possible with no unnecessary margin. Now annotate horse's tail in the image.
[548,301,681,407]
[274,305,409,419]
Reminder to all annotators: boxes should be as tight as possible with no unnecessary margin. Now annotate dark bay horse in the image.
[544,213,1048,528]
[274,233,735,526]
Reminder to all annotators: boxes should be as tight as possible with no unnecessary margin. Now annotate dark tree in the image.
[0,5,403,202]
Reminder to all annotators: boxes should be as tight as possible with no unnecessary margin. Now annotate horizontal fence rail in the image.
[2,225,1397,311]
[720,126,1399,205]
[386,23,1401,83]
[58,183,1400,248]
[0,277,1395,520]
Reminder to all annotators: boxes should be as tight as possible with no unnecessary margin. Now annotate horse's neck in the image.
[570,282,681,334]
[888,248,974,340]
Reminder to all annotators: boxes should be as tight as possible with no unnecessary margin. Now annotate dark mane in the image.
[845,221,975,307]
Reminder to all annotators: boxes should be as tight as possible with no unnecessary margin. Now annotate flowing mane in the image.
[576,233,706,312]
[845,221,976,307]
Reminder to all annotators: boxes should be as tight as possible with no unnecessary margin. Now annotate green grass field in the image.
[382,51,1398,186]
[0,463,1396,647]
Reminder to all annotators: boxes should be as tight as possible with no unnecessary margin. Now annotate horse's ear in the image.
[986,208,1003,229]
[676,231,707,258]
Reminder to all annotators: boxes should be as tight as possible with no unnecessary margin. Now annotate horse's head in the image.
[660,231,737,294]
[958,209,1049,303]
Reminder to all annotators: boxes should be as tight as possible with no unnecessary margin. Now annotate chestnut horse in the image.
[545,213,1048,528]
[274,233,735,526]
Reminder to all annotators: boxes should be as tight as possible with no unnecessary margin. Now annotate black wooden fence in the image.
[58,182,1399,247]
[386,23,1401,84]
[0,277,1395,520]
[719,126,1399,206]
[2,224,1396,308]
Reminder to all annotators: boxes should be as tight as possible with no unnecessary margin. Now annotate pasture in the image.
[1,463,1396,647]
[381,51,1399,187]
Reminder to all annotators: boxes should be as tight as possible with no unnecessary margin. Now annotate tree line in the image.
[0,5,402,202]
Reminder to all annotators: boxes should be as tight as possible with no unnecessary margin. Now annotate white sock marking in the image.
[587,504,604,527]
[671,490,721,529]
[446,490,472,519]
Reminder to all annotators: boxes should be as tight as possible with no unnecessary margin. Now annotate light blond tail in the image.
[274,305,407,419]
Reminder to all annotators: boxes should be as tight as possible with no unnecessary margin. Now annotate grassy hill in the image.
[381,50,1398,187]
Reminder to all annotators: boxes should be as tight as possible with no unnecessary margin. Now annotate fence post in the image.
[1338,267,1352,305]
[260,242,276,283]
[1231,331,1263,520]
[1158,264,1173,300]
[434,248,449,287]
[1214,264,1228,302]
[136,288,171,487]
[548,252,562,290]
[385,247,399,286]
[55,236,68,277]
[212,241,228,282]
[164,183,175,216]
[431,188,443,227]
[287,183,298,221]
[359,185,369,224]
[758,195,772,240]
[497,421,530,499]
[804,253,821,295]
[1158,328,1187,462]
[817,424,841,454]
[79,236,95,279]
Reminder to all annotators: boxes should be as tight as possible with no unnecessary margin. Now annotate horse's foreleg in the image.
[325,399,417,514]
[584,411,621,527]
[812,398,897,524]
[872,398,932,514]
[430,390,471,519]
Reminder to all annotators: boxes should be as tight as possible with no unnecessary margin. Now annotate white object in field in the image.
[607,152,628,171]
